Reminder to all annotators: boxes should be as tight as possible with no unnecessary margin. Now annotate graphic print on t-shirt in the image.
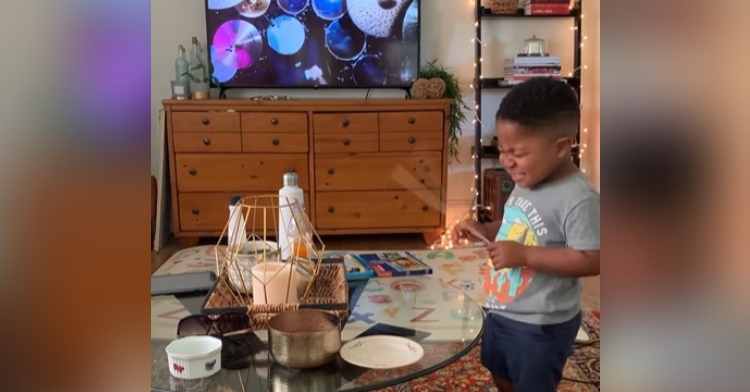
[483,195,547,308]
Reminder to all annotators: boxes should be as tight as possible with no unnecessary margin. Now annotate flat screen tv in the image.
[205,0,420,88]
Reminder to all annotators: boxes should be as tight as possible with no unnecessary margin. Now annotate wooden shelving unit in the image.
[472,2,583,221]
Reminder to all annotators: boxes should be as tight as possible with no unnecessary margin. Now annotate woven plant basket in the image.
[490,0,518,14]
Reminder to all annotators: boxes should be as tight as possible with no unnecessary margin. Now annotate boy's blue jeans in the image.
[480,311,581,392]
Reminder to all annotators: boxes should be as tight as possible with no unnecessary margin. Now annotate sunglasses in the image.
[177,312,252,338]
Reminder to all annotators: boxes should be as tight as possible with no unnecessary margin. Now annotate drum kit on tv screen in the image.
[206,0,420,88]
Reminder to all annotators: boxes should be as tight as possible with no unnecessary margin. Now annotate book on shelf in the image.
[521,0,573,4]
[350,251,433,278]
[524,3,572,15]
[505,56,562,66]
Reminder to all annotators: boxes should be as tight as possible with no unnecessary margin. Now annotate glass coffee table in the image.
[151,275,485,392]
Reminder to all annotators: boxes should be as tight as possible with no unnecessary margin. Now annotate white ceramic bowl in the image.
[165,336,222,380]
[227,241,279,294]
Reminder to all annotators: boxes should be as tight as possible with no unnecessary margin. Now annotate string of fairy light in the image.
[430,0,589,250]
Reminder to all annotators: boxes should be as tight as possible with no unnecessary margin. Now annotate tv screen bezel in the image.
[203,0,421,90]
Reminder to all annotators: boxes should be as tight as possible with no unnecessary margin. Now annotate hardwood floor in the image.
[151,234,600,309]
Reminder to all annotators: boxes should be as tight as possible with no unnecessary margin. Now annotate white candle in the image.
[251,262,298,305]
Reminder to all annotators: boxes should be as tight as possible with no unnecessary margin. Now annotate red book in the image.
[524,3,571,15]
[525,0,571,3]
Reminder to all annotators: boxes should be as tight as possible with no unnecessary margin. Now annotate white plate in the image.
[339,336,424,369]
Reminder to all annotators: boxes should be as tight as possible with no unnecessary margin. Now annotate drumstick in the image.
[262,14,276,27]
[475,232,492,245]
[471,232,493,268]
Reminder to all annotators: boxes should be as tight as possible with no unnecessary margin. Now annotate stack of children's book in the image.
[341,251,432,280]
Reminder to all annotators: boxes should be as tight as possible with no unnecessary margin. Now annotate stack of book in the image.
[521,0,573,15]
[503,56,562,84]
[342,251,433,280]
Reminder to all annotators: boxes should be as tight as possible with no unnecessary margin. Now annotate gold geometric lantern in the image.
[212,195,326,313]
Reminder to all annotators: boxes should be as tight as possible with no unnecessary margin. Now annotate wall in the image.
[151,0,600,226]
[582,0,600,190]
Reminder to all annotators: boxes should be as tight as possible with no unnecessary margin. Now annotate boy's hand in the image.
[487,241,528,269]
[451,219,489,244]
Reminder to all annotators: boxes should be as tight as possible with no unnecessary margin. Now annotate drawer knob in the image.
[327,167,335,175]
[201,118,210,125]
[271,118,279,125]
[421,205,428,212]
[408,117,416,124]
[327,206,335,213]
[407,136,416,144]
[342,118,350,127]
[188,168,197,176]
[202,138,211,146]
[342,138,351,146]
[191,208,200,215]
[272,138,280,146]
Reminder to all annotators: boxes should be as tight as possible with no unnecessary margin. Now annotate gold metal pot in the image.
[267,309,342,369]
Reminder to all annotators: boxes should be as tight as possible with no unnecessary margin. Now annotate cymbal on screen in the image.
[208,0,244,10]
[325,16,366,61]
[312,0,346,21]
[210,47,238,83]
[346,0,411,37]
[402,0,418,42]
[278,0,309,15]
[212,19,264,69]
[235,0,271,18]
[267,15,306,56]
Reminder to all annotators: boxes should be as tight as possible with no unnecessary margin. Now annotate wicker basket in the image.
[201,262,349,330]
[490,0,518,14]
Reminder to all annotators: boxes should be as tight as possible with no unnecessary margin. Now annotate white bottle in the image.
[278,171,305,260]
[228,194,247,250]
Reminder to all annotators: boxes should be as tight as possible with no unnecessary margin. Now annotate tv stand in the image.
[401,87,412,99]
[162,97,453,247]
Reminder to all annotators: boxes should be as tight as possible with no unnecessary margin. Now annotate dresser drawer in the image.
[313,113,378,134]
[179,192,309,232]
[241,112,308,133]
[172,112,241,133]
[314,133,378,153]
[379,131,443,152]
[173,133,242,153]
[315,153,442,191]
[175,154,309,192]
[379,111,443,133]
[316,190,441,229]
[242,133,308,153]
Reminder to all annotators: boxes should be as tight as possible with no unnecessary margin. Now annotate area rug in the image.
[373,309,600,392]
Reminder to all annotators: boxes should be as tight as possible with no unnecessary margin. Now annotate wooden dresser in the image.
[163,98,453,246]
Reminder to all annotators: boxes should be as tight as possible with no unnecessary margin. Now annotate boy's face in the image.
[496,120,572,188]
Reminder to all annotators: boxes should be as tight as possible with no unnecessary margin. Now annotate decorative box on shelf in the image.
[200,195,349,330]
[483,168,515,222]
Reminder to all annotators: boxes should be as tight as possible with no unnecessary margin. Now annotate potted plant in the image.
[180,42,220,99]
[182,62,220,99]
[414,59,469,163]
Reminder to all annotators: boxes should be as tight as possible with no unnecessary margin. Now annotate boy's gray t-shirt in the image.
[482,171,600,324]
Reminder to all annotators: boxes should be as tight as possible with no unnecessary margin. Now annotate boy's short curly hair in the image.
[496,77,580,138]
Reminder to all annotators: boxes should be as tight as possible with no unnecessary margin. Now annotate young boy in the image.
[453,77,600,392]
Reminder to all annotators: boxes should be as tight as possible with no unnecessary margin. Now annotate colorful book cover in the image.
[352,251,433,277]
[342,254,376,281]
